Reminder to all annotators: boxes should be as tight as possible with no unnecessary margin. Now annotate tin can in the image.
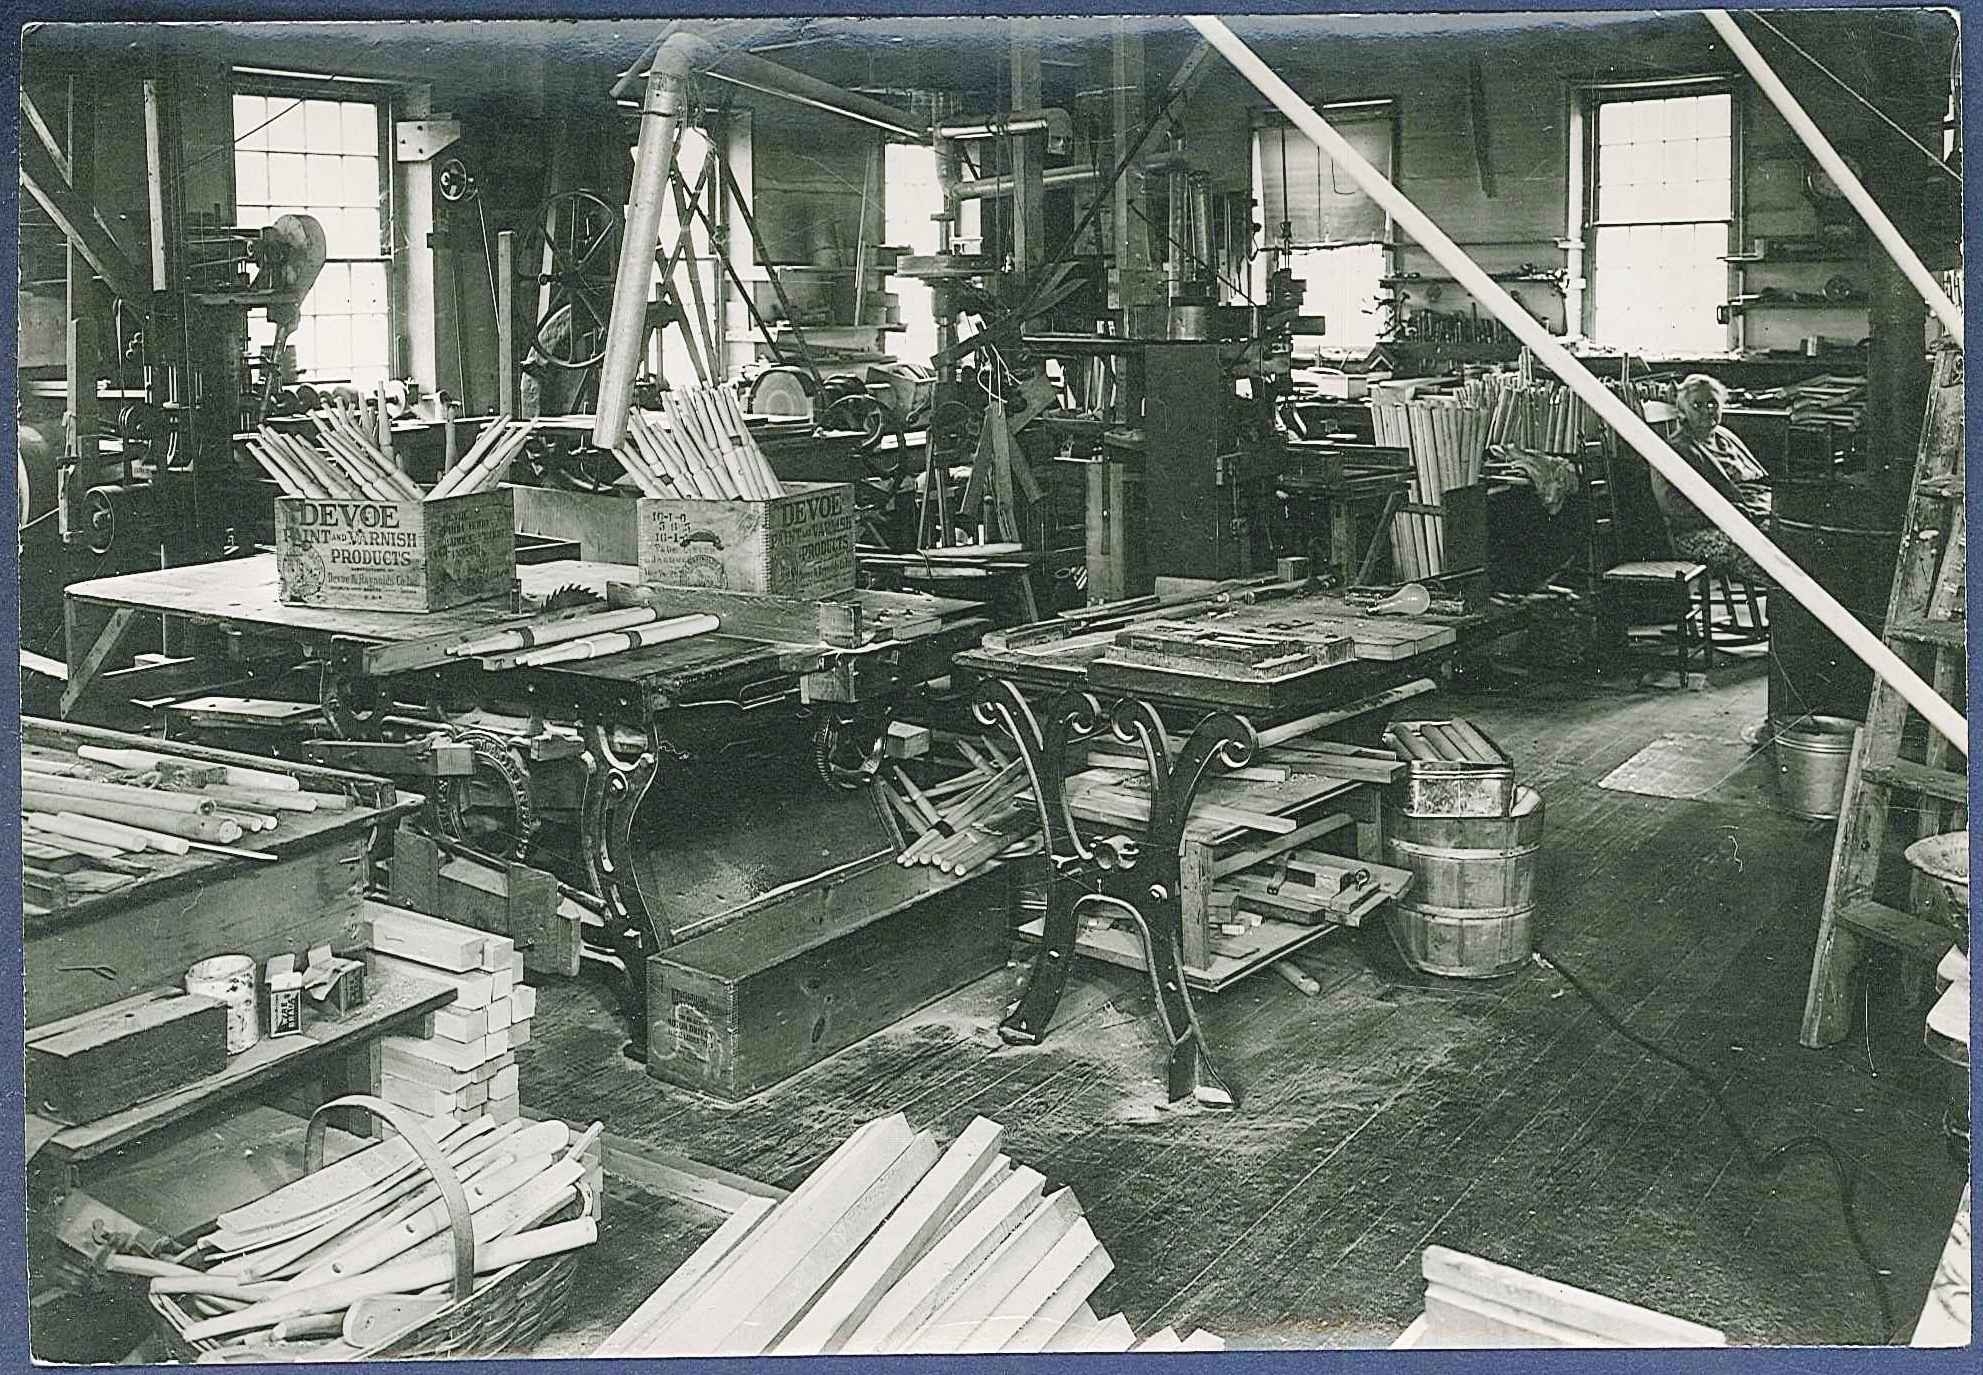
[185,954,260,1054]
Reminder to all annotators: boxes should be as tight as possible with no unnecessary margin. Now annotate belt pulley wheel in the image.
[523,190,623,370]
[434,728,538,860]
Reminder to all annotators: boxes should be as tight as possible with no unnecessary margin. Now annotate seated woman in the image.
[1648,373,1771,583]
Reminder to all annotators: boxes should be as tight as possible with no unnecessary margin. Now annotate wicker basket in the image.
[148,1096,596,1362]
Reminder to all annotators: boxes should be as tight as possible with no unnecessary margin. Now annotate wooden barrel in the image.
[1385,787,1543,978]
[1767,480,1905,726]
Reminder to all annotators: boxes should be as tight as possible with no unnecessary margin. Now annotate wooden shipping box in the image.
[512,481,856,600]
[26,990,229,1124]
[275,488,515,612]
[645,861,1012,1102]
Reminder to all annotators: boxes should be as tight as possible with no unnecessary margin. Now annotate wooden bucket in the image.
[1385,786,1543,978]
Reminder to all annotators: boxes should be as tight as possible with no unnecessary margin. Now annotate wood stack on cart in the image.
[1370,395,1489,579]
[597,1114,1224,1356]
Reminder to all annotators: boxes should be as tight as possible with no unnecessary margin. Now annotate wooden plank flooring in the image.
[521,668,1965,1349]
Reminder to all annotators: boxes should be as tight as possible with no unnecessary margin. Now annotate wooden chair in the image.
[1599,559,1715,681]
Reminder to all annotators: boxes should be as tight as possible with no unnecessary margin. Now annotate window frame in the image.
[228,68,399,386]
[1576,76,1743,355]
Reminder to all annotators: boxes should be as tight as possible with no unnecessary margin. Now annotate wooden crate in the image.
[513,480,857,599]
[274,488,515,612]
[645,862,1011,1101]
[26,990,229,1125]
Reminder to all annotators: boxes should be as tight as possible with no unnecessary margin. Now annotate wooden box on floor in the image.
[511,481,856,599]
[645,862,1012,1101]
[274,488,515,612]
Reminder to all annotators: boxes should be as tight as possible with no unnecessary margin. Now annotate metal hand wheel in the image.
[523,190,624,370]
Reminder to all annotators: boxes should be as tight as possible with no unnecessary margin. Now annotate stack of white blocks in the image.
[365,908,539,1127]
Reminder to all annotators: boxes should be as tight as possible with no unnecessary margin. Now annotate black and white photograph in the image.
[11,7,1972,1360]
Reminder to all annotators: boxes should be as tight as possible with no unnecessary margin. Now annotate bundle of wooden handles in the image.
[428,417,535,499]
[1372,398,1489,580]
[611,386,782,501]
[246,410,530,503]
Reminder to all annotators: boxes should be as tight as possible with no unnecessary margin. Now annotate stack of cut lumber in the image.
[879,731,1039,874]
[21,741,346,907]
[610,387,783,500]
[110,1116,601,1357]
[366,908,536,1127]
[596,1115,1225,1357]
[1371,396,1489,579]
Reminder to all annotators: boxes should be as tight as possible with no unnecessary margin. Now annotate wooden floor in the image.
[523,664,1967,1350]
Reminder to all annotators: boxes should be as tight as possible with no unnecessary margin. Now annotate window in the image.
[885,141,981,368]
[1587,89,1733,356]
[233,86,392,389]
[1250,106,1395,355]
[652,126,718,386]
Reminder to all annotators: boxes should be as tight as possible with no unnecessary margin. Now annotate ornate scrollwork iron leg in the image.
[974,678,1256,1108]
[580,722,662,1058]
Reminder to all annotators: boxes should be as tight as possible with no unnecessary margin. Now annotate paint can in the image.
[186,954,260,1054]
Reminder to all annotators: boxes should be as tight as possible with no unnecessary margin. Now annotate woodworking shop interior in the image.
[17,8,1974,1359]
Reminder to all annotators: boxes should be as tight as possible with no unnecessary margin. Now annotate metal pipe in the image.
[1189,14,1967,756]
[954,164,1102,200]
[1704,10,1961,347]
[593,33,711,452]
[936,109,1073,153]
[703,50,928,142]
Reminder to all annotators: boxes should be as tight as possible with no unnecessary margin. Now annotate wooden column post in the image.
[1009,21,1045,272]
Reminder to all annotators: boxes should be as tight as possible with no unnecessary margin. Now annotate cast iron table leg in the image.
[975,679,1253,1109]
[579,721,665,1060]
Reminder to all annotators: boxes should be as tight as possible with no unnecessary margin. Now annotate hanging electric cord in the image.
[1748,12,1961,185]
[1530,944,1899,1343]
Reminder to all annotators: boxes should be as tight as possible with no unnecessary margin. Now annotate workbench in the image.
[952,583,1523,1108]
[60,554,987,1052]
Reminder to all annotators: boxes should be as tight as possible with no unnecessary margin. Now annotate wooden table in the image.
[953,584,1522,1110]
[61,555,988,1055]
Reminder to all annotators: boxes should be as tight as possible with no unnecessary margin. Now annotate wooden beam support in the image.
[19,126,143,304]
[61,607,143,719]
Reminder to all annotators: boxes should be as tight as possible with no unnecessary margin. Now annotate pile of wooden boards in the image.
[1100,620,1355,686]
[610,387,784,500]
[366,907,536,1128]
[112,1116,601,1357]
[1371,397,1489,579]
[21,740,350,909]
[880,732,1038,875]
[1393,1246,1726,1348]
[596,1114,1224,1357]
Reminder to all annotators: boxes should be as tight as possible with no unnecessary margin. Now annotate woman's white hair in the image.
[1677,373,1729,403]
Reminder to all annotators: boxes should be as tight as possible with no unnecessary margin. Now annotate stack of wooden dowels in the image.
[611,387,783,500]
[1371,397,1490,579]
[21,742,347,897]
[882,732,1038,875]
[447,606,721,669]
[246,407,417,502]
[428,416,537,499]
[597,1114,1224,1358]
[117,1115,601,1357]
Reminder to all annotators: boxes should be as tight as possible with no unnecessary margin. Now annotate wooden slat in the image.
[909,1188,1082,1353]
[596,1197,777,1355]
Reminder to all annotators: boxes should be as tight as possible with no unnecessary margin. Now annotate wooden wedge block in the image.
[484,996,513,1031]
[478,933,516,973]
[364,905,486,972]
[487,1094,520,1124]
[380,1032,487,1074]
[488,1064,519,1101]
[1135,1326,1184,1352]
[1177,1329,1227,1350]
[509,1018,532,1047]
[473,1051,516,1083]
[512,983,536,1020]
[961,1216,1110,1353]
[484,1025,512,1057]
[773,1116,1005,1355]
[429,1003,489,1044]
[1045,1308,1136,1353]
[597,1195,778,1355]
[636,1115,915,1354]
[378,1072,486,1119]
[718,1131,941,1355]
[840,1165,1046,1354]
[911,1188,1083,1354]
[368,952,494,1008]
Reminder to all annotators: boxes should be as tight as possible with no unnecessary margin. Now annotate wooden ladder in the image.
[1801,342,1968,1048]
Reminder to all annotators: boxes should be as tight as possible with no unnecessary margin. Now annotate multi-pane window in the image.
[1589,91,1733,356]
[233,90,391,389]
[1251,110,1395,354]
